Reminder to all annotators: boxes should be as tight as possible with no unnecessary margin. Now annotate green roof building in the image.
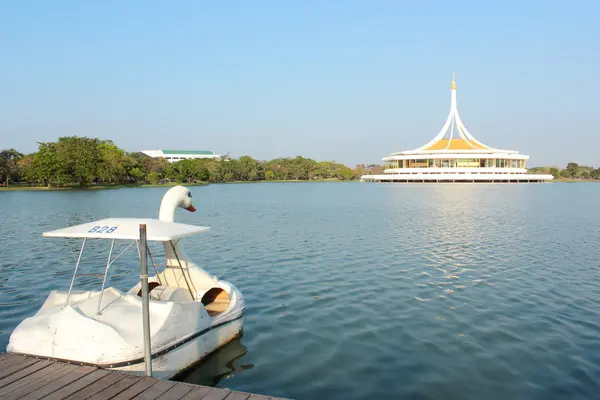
[141,149,221,162]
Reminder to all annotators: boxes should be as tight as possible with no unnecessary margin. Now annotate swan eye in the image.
[187,192,192,198]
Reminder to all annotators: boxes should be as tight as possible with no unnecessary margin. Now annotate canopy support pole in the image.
[96,239,115,315]
[64,238,87,308]
[146,245,162,286]
[140,224,152,377]
[169,241,196,301]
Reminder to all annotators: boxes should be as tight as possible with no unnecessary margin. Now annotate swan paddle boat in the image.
[6,186,245,379]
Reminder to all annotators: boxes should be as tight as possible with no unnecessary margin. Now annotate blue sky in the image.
[2,0,599,167]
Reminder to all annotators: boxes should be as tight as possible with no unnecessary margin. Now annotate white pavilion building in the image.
[361,75,553,183]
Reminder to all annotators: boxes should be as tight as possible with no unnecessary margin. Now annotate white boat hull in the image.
[7,280,245,378]
[113,315,244,379]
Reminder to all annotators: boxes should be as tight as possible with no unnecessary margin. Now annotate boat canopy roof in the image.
[42,218,210,241]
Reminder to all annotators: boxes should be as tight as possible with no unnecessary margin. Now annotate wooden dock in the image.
[0,353,290,400]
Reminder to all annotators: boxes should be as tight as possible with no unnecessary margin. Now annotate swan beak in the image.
[185,206,196,212]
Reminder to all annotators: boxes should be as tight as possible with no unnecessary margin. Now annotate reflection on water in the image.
[2,183,600,400]
[175,336,254,387]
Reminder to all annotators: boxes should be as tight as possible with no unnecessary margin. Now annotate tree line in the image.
[529,163,600,180]
[0,136,359,187]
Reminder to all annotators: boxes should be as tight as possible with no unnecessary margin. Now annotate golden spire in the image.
[451,72,456,90]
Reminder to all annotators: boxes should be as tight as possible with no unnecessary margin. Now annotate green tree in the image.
[580,171,590,180]
[147,171,162,184]
[336,165,354,180]
[215,159,238,181]
[55,136,101,187]
[549,167,560,179]
[565,162,579,178]
[29,142,66,186]
[2,136,367,186]
[123,153,146,183]
[162,159,210,183]
[237,155,265,181]
[142,155,168,176]
[97,140,126,184]
[314,162,332,179]
[0,149,24,186]
[17,155,34,184]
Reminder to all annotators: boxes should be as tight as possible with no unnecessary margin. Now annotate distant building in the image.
[361,74,553,183]
[141,149,221,163]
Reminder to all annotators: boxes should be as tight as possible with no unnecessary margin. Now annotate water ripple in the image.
[2,183,600,399]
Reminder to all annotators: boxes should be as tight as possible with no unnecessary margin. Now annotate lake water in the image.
[1,182,600,399]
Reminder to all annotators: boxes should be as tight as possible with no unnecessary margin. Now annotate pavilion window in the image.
[457,158,479,168]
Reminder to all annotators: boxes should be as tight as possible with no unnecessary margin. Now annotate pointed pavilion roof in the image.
[397,74,517,155]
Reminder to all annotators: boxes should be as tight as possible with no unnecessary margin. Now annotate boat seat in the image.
[204,301,229,316]
[148,285,194,303]
[200,287,231,316]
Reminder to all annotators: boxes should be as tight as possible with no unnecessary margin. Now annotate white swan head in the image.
[158,185,196,222]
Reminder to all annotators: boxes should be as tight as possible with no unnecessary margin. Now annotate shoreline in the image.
[1,178,598,192]
[0,179,350,191]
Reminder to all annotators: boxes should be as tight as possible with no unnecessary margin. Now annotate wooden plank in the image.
[200,388,232,400]
[63,371,129,400]
[224,392,251,400]
[247,395,272,400]
[20,365,97,400]
[43,369,111,400]
[0,361,69,396]
[0,354,286,400]
[0,362,79,399]
[155,382,196,400]
[0,356,41,380]
[0,353,25,362]
[132,379,177,400]
[85,373,141,400]
[0,353,16,363]
[179,386,215,400]
[0,359,54,389]
[108,376,158,400]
